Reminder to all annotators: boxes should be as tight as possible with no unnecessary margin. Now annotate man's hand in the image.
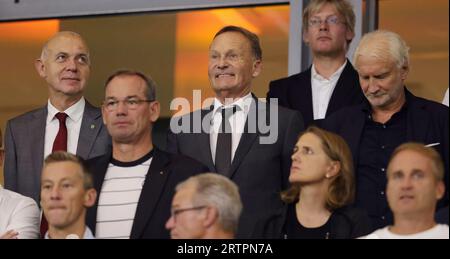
[0,230,19,239]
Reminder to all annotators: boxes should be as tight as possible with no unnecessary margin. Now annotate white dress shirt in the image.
[360,224,449,239]
[44,97,85,159]
[210,93,253,164]
[0,186,40,239]
[45,226,95,239]
[311,61,347,120]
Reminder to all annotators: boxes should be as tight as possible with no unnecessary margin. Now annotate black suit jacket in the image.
[85,147,208,239]
[267,60,364,127]
[321,88,449,224]
[166,95,304,238]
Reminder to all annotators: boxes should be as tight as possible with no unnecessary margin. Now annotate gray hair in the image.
[353,30,410,69]
[104,70,157,101]
[176,173,242,234]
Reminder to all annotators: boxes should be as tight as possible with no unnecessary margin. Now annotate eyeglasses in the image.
[103,98,154,112]
[170,206,207,219]
[308,16,344,28]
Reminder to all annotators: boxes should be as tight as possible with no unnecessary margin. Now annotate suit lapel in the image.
[77,101,103,158]
[130,148,170,238]
[405,89,429,142]
[86,151,111,234]
[30,107,47,193]
[228,97,259,179]
[346,107,366,166]
[198,108,216,171]
[326,61,356,116]
[290,67,314,125]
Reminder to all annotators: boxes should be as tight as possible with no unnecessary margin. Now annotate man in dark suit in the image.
[267,0,364,127]
[167,26,304,238]
[85,70,207,239]
[4,31,109,203]
[321,30,449,230]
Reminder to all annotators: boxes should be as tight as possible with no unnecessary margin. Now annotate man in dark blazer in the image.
[167,26,304,238]
[321,30,449,230]
[267,0,364,127]
[4,31,109,203]
[86,70,207,239]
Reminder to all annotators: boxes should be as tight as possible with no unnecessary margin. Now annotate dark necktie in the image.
[40,112,68,238]
[52,112,68,152]
[215,106,237,176]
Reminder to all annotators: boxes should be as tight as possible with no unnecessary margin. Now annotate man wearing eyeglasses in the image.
[85,70,208,239]
[267,0,364,127]
[3,31,110,205]
[166,173,242,239]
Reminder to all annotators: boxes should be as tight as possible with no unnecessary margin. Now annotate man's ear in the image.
[436,181,445,200]
[400,64,409,81]
[84,188,97,208]
[252,59,262,78]
[35,59,46,78]
[149,101,160,123]
[202,207,218,228]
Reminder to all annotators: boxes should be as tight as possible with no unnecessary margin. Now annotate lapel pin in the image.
[90,124,95,129]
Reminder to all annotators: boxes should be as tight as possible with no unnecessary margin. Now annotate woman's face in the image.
[289,133,334,184]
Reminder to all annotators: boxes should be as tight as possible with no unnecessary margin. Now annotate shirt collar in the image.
[311,60,347,81]
[47,97,85,124]
[212,92,253,116]
[44,226,95,239]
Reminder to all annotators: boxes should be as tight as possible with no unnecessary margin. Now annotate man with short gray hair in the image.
[166,173,242,239]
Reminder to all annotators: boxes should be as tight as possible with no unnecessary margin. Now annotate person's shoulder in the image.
[435,224,450,235]
[357,227,388,239]
[84,152,111,168]
[7,106,46,125]
[412,94,449,113]
[335,206,367,217]
[271,70,309,85]
[0,188,38,210]
[159,149,208,172]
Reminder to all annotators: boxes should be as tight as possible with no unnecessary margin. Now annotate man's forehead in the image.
[389,150,432,173]
[43,161,83,178]
[46,34,88,54]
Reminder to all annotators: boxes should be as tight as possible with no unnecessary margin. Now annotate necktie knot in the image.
[55,112,68,124]
[219,106,238,133]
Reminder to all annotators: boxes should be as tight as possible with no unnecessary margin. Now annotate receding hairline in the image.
[388,148,442,181]
[40,31,89,60]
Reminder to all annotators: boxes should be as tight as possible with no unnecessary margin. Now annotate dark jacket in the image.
[321,88,449,226]
[167,95,304,238]
[267,60,364,127]
[85,147,208,239]
[253,204,372,239]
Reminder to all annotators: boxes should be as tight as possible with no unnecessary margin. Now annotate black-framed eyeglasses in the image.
[103,98,154,112]
[170,206,207,219]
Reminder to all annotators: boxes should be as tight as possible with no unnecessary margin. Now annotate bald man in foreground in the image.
[4,31,109,203]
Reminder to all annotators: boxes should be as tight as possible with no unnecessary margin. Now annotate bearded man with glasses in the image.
[84,70,208,239]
